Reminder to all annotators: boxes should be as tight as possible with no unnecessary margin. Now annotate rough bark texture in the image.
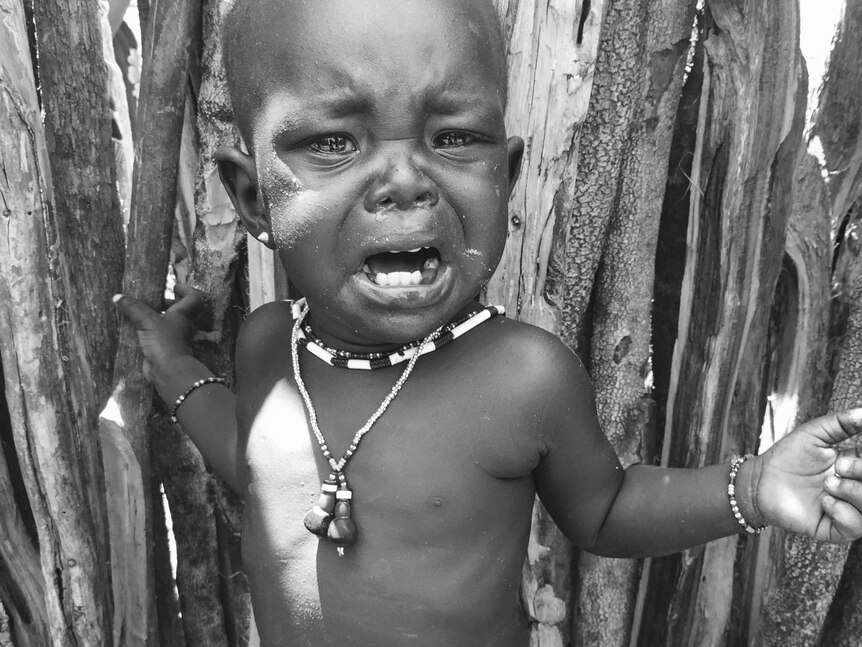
[808,205,862,647]
[32,0,125,409]
[151,0,250,643]
[569,0,696,643]
[755,152,834,646]
[639,1,804,644]
[0,605,11,647]
[821,539,862,646]
[563,0,694,645]
[0,375,48,647]
[813,1,862,228]
[0,2,113,644]
[760,3,862,643]
[485,1,608,644]
[30,2,125,626]
[105,1,203,644]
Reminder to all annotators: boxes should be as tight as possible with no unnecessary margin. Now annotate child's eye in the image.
[433,131,475,149]
[307,134,358,155]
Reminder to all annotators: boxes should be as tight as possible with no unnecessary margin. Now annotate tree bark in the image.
[32,0,125,409]
[152,0,249,643]
[638,1,804,644]
[760,2,862,643]
[753,151,834,646]
[30,3,125,629]
[104,0,203,644]
[563,0,697,643]
[486,1,608,644]
[0,2,114,644]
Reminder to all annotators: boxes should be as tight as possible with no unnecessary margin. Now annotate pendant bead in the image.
[303,505,332,536]
[303,479,339,536]
[327,501,358,547]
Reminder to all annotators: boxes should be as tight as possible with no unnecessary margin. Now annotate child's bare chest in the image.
[238,354,539,645]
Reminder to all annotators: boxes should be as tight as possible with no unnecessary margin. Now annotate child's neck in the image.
[304,300,484,356]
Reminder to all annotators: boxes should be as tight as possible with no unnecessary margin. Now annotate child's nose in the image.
[364,148,439,212]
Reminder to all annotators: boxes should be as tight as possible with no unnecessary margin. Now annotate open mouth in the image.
[362,247,442,287]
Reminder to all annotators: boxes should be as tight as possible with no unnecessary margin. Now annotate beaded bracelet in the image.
[728,454,766,534]
[169,377,226,423]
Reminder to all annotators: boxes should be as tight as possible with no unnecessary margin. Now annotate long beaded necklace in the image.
[290,301,504,556]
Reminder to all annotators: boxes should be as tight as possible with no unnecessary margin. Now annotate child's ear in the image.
[215,146,273,248]
[505,136,525,197]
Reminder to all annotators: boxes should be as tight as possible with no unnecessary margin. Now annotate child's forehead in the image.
[229,2,505,96]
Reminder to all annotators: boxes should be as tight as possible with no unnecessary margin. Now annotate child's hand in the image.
[754,409,862,543]
[113,284,205,382]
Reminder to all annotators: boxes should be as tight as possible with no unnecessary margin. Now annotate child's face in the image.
[227,0,522,345]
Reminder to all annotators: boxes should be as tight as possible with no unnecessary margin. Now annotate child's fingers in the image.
[113,294,161,327]
[821,495,862,542]
[169,284,205,319]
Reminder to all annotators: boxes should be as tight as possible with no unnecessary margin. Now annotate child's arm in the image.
[114,287,240,493]
[533,343,862,557]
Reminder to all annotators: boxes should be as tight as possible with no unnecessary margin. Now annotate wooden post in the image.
[760,1,862,643]
[487,1,608,644]
[0,1,113,644]
[638,0,805,644]
[104,0,203,643]
[548,0,699,643]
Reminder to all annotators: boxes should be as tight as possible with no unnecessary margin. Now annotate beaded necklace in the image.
[292,298,505,370]
[290,300,505,556]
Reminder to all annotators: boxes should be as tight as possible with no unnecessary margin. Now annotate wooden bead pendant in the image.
[326,488,358,556]
[303,478,338,536]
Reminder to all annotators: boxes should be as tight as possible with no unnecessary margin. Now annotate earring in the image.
[257,232,270,246]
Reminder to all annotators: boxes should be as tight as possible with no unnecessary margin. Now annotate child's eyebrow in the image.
[423,88,505,118]
[264,89,374,132]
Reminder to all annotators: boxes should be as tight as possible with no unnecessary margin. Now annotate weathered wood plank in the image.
[760,2,862,642]
[0,1,115,644]
[0,387,49,647]
[32,0,125,409]
[106,0,203,643]
[565,0,696,644]
[752,151,834,646]
[156,1,249,643]
[487,1,608,644]
[639,1,804,644]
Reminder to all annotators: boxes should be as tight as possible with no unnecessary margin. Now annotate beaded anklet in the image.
[170,376,226,423]
[290,300,505,555]
[727,455,766,534]
[292,298,505,370]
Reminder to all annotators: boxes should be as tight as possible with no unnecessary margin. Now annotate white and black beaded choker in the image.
[291,298,505,370]
[290,298,504,556]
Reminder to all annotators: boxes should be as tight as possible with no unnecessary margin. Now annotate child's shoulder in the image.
[471,315,592,396]
[235,300,295,371]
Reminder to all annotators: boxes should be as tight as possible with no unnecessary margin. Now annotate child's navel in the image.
[426,495,445,510]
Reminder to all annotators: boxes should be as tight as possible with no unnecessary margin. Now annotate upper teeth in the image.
[375,271,423,286]
[387,247,425,254]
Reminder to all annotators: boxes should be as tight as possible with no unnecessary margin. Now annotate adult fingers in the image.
[169,284,205,319]
[821,495,862,542]
[113,294,161,328]
[835,456,862,478]
[807,409,862,446]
